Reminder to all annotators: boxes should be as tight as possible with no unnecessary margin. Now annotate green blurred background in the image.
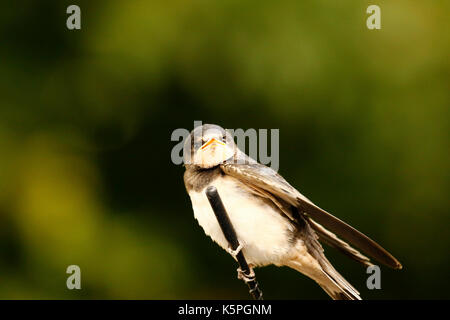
[0,0,449,299]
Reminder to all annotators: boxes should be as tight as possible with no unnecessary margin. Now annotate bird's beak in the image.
[201,138,225,150]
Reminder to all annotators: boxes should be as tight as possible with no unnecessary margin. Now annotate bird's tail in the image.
[318,269,361,300]
[287,257,361,300]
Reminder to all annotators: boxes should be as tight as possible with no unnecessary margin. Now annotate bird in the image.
[183,124,402,300]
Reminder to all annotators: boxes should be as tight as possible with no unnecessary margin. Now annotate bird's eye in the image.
[222,134,226,142]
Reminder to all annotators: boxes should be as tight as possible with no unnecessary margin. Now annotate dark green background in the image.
[0,1,448,299]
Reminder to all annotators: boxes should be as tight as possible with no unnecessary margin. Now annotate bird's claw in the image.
[237,266,256,283]
[227,242,243,258]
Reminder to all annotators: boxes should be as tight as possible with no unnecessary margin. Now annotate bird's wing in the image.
[307,218,373,267]
[221,162,402,269]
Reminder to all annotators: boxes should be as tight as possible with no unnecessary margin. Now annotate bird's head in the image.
[183,124,236,169]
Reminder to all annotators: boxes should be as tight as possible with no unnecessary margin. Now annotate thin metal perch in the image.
[205,186,263,300]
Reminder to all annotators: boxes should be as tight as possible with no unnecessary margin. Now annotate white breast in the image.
[188,175,295,266]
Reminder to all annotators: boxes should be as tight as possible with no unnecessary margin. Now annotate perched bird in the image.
[183,124,402,300]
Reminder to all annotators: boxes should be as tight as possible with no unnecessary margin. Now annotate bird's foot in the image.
[237,266,256,283]
[227,242,243,258]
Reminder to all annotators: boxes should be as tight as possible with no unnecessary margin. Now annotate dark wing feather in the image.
[307,218,373,267]
[221,162,402,270]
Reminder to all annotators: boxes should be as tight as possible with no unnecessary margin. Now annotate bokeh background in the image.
[0,0,449,299]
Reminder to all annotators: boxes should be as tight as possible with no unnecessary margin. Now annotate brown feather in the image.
[221,161,402,270]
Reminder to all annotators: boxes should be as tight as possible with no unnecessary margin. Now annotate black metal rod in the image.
[205,185,263,300]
